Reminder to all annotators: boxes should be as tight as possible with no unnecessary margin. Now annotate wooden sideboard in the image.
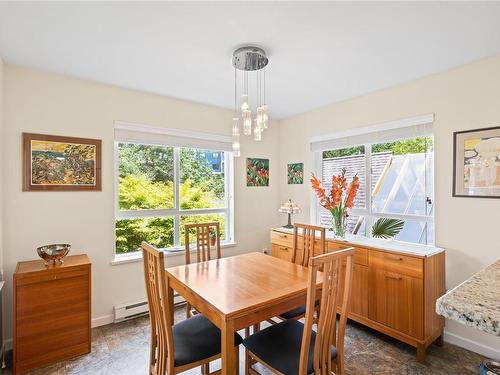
[13,254,91,374]
[270,228,445,363]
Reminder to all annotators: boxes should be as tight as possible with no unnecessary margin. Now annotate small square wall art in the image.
[246,158,269,187]
[287,163,304,184]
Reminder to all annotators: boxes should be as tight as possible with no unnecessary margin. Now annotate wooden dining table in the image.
[165,251,319,375]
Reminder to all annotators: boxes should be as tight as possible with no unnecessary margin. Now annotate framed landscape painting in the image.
[453,126,500,198]
[246,158,269,187]
[23,133,102,191]
[287,162,304,184]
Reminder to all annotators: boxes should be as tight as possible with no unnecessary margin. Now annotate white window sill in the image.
[111,241,238,266]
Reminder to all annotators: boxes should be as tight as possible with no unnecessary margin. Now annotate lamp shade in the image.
[278,199,301,214]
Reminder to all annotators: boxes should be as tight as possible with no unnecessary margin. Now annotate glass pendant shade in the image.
[253,119,262,141]
[232,117,241,157]
[232,117,240,136]
[241,94,249,112]
[262,104,269,129]
[256,106,264,127]
[243,110,252,135]
[232,136,240,156]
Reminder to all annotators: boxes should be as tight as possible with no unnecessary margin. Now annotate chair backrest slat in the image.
[299,248,355,375]
[142,242,174,375]
[184,222,221,264]
[292,223,326,267]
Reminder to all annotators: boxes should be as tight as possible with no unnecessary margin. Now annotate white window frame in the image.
[310,115,435,245]
[113,140,235,258]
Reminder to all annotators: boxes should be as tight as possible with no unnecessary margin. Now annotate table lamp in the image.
[278,199,302,229]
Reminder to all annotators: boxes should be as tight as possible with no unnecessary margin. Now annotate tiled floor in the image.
[10,307,485,375]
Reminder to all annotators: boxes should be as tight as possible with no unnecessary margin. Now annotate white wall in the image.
[2,65,281,338]
[278,54,500,357]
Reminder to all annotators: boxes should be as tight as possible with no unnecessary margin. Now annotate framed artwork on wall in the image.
[246,158,269,187]
[23,133,102,191]
[453,126,500,198]
[287,162,304,184]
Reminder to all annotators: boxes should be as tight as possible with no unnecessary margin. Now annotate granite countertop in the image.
[273,227,444,257]
[436,259,500,336]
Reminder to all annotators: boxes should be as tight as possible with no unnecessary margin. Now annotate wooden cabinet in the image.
[368,268,423,338]
[336,263,369,317]
[13,255,91,374]
[270,228,444,363]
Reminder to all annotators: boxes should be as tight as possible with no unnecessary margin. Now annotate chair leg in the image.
[235,346,240,373]
[201,362,210,374]
[185,302,192,319]
[245,349,251,375]
[245,327,250,338]
[332,358,338,374]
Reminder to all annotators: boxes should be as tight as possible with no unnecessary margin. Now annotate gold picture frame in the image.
[23,133,102,191]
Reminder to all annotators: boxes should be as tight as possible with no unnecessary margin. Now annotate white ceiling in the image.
[1,2,500,119]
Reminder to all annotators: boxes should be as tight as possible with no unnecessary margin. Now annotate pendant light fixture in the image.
[231,46,269,156]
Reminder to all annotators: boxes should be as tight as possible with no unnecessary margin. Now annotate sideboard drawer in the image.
[327,243,368,266]
[271,243,293,261]
[370,250,423,278]
[270,231,293,248]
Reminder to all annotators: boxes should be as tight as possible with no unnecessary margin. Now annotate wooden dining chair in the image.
[142,241,241,375]
[184,222,221,319]
[184,222,221,265]
[275,223,326,321]
[243,248,355,375]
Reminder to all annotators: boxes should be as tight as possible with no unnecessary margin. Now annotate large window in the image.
[318,136,434,245]
[115,142,232,254]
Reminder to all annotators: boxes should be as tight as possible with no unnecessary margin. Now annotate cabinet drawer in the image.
[270,231,293,248]
[370,250,423,278]
[15,266,89,286]
[271,243,293,261]
[328,243,368,266]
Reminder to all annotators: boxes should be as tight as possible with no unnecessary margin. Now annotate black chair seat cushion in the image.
[243,319,337,375]
[173,314,243,367]
[279,300,319,319]
[279,305,306,319]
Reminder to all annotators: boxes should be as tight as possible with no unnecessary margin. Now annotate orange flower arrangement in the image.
[311,168,360,238]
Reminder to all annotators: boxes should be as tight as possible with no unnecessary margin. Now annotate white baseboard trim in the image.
[444,330,500,360]
[91,314,114,328]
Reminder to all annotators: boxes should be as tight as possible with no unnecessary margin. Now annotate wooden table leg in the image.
[221,321,237,375]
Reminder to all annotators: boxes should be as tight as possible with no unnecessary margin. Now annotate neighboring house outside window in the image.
[318,136,434,245]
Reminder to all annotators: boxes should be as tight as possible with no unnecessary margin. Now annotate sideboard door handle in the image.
[385,275,403,281]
